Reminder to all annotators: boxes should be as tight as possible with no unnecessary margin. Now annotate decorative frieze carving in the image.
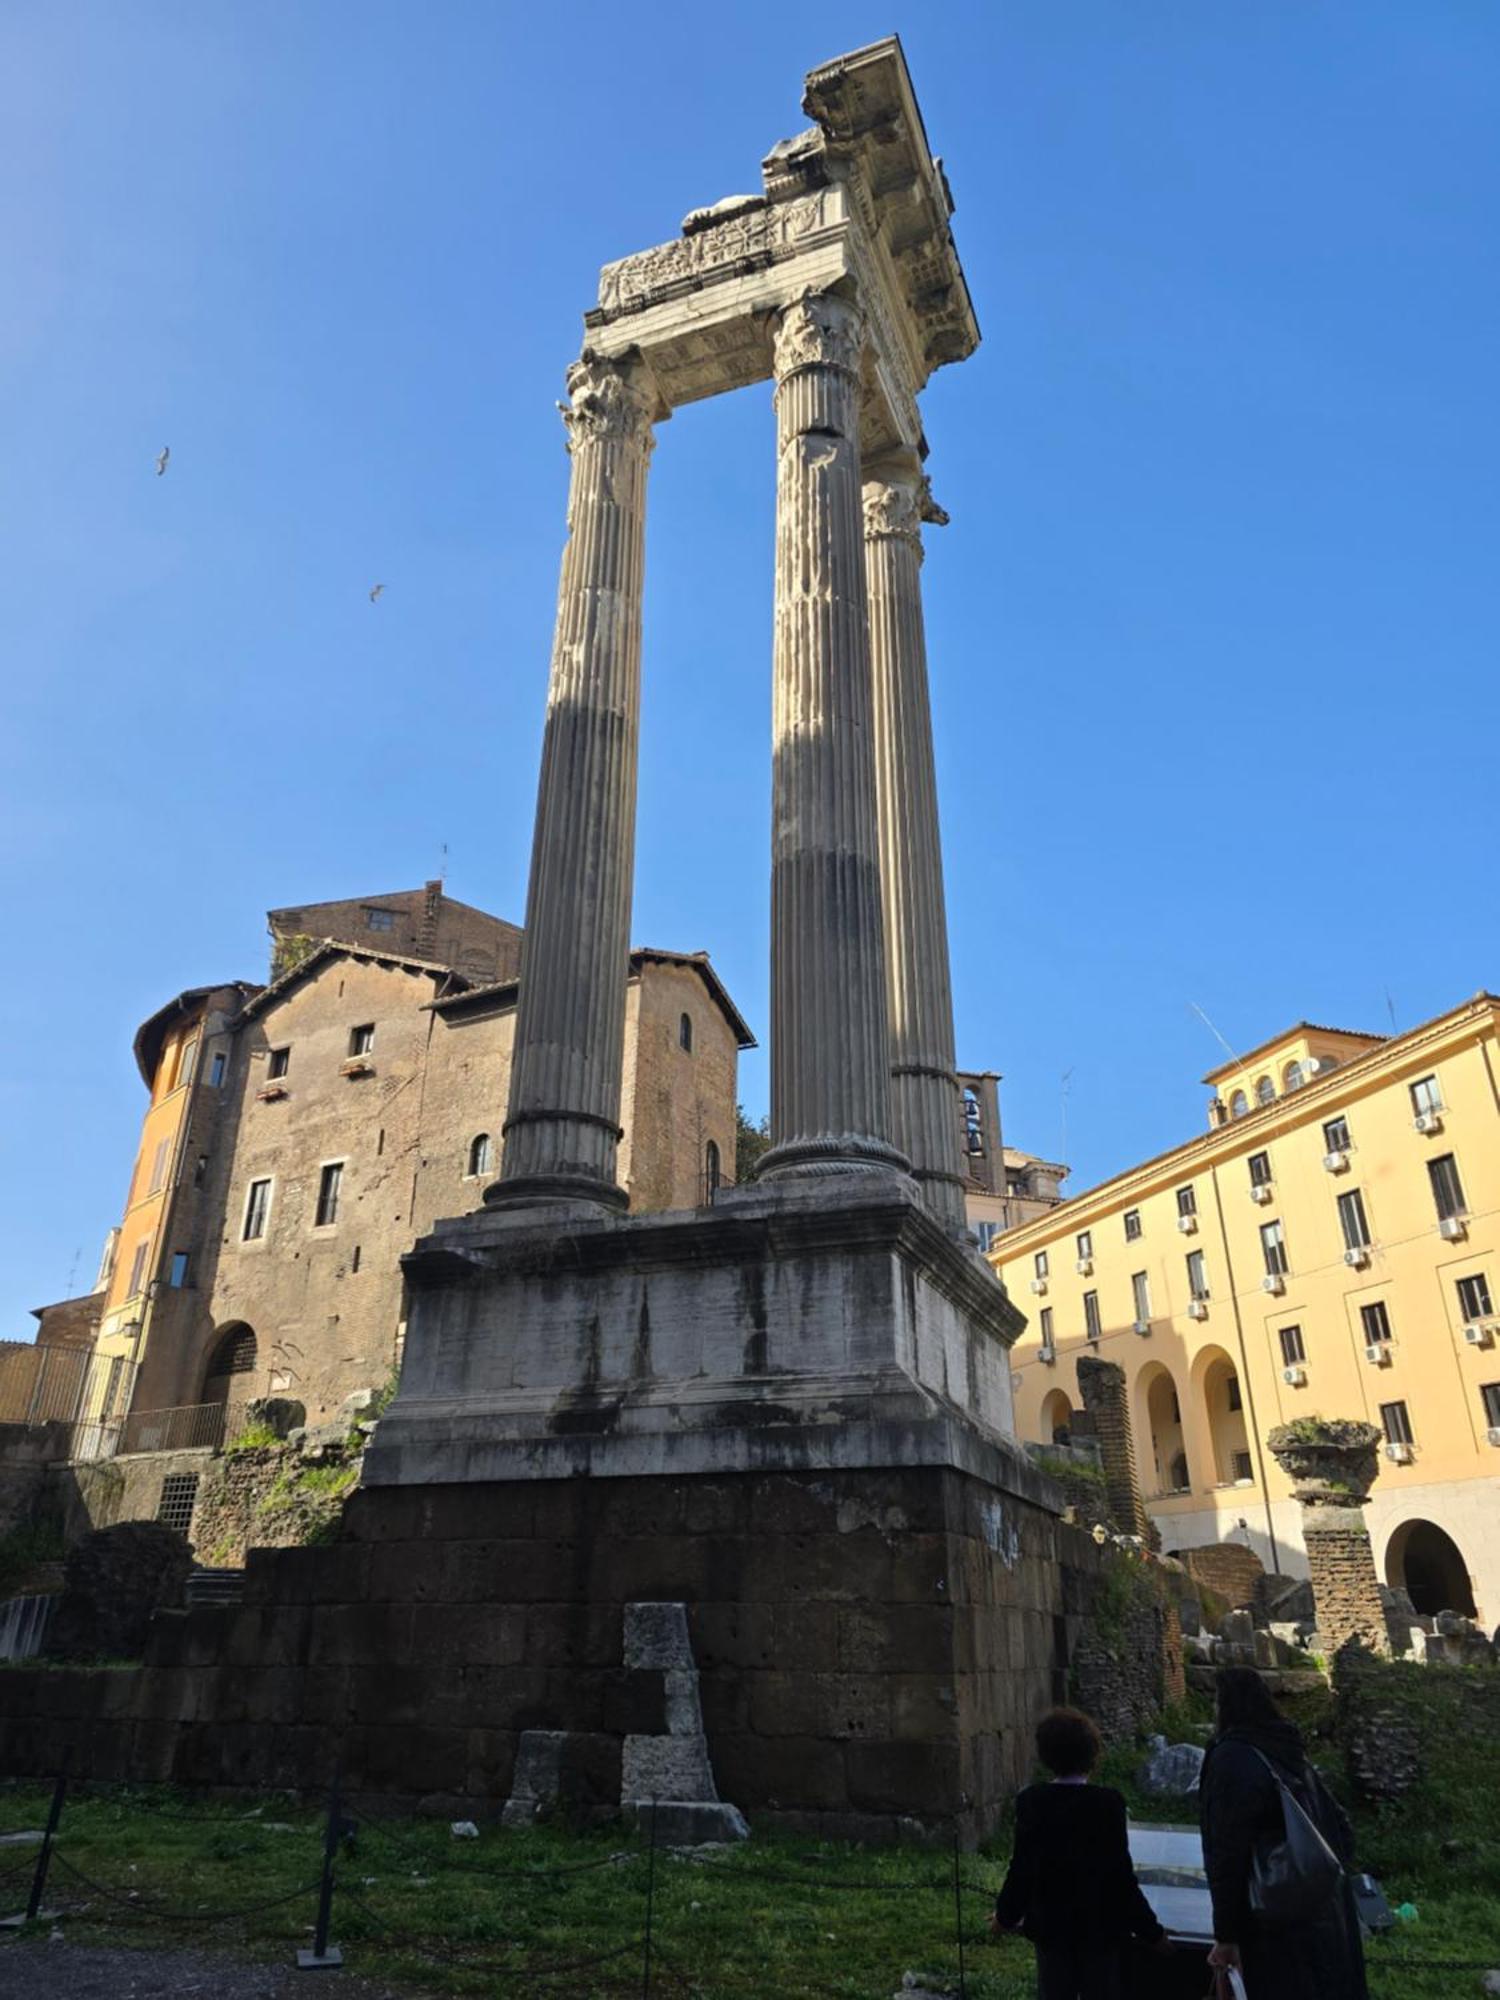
[772,291,865,382]
[597,191,834,317]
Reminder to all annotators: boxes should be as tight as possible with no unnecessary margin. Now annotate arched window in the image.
[1229,1090,1249,1119]
[1283,1060,1304,1091]
[1255,1075,1276,1106]
[467,1133,491,1178]
[705,1139,721,1196]
[679,1012,693,1054]
[203,1324,257,1406]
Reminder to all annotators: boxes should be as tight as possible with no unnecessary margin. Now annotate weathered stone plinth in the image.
[363,1175,1024,1489]
[1268,1420,1388,1657]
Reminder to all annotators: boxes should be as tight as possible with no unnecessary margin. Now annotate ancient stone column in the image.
[491,353,656,1211]
[1267,1420,1389,1657]
[758,292,906,1183]
[864,461,967,1230]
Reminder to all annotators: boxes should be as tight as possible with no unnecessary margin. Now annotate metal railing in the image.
[117,1403,229,1456]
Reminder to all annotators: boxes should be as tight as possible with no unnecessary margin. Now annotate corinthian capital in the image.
[560,354,657,451]
[772,292,865,382]
[861,477,924,549]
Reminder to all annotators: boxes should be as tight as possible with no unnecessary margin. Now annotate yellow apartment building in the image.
[991,995,1500,1629]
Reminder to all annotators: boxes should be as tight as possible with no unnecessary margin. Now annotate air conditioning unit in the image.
[1385,1440,1414,1465]
[1250,1184,1273,1205]
[1463,1322,1495,1348]
[1188,1298,1209,1321]
[1262,1272,1286,1296]
[1282,1364,1307,1387]
[1343,1246,1370,1269]
[1439,1216,1467,1241]
[1132,1318,1151,1336]
[1322,1149,1349,1173]
[1364,1342,1392,1366]
[1177,1213,1198,1235]
[1029,1278,1048,1296]
[1487,1426,1500,1448]
[1413,1111,1443,1135]
[1075,1257,1093,1276]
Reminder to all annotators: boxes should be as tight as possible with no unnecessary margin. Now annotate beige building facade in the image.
[81,889,751,1439]
[992,997,1500,1629]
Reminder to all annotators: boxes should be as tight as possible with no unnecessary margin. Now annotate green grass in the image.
[0,1662,1493,1997]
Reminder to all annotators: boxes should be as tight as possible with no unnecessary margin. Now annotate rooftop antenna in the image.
[1059,1067,1074,1167]
[1385,988,1398,1035]
[1189,1000,1244,1072]
[63,1244,81,1300]
[438,840,448,889]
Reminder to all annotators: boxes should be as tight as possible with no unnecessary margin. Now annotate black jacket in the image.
[994,1782,1165,1947]
[1199,1719,1367,2000]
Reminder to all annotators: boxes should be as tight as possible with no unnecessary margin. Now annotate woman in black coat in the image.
[1199,1666,1368,2000]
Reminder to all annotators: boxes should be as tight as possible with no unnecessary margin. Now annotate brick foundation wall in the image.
[1179,1542,1265,1610]
[1304,1520,1389,1656]
[1075,1357,1151,1541]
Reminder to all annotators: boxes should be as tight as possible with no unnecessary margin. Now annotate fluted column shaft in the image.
[759,293,906,1181]
[865,469,968,1231]
[492,355,656,1210]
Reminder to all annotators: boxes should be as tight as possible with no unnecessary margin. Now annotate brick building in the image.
[80,886,752,1439]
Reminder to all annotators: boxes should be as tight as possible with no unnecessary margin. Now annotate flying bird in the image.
[369,584,385,604]
[155,446,170,476]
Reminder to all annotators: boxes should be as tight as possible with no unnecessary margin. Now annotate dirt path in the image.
[0,1939,430,1998]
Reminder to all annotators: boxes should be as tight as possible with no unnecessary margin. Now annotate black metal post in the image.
[296,1764,343,1970]
[641,1795,658,1999]
[1,1757,68,1931]
[952,1817,968,2000]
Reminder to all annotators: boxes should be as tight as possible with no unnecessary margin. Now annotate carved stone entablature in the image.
[772,292,864,382]
[560,353,658,451]
[596,191,834,320]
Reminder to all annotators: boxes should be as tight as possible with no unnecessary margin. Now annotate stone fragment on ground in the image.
[1137,1733,1205,1796]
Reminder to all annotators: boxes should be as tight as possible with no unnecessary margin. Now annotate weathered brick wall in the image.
[619,962,740,1213]
[1075,1356,1151,1542]
[1179,1542,1265,1610]
[268,887,523,983]
[1305,1521,1389,1655]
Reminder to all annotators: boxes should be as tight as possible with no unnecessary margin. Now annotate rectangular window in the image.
[1131,1270,1151,1322]
[1429,1154,1467,1221]
[1360,1299,1393,1346]
[1176,1185,1197,1219]
[1186,1249,1208,1299]
[242,1179,272,1242]
[1035,1250,1049,1280]
[1410,1074,1442,1117]
[1260,1220,1288,1276]
[1337,1189,1371,1251]
[101,1354,127,1419]
[1323,1115,1350,1154]
[974,1221,999,1253]
[156,1473,199,1535]
[126,1240,150,1298]
[1232,1449,1254,1482]
[1123,1208,1142,1242]
[315,1161,344,1227]
[168,1251,189,1288]
[1076,1229,1093,1260]
[1457,1273,1494,1322]
[348,1024,375,1056]
[1248,1151,1272,1188]
[1279,1324,1306,1367]
[1380,1400,1414,1446]
[1083,1290,1102,1341]
[209,1050,227,1088]
[1039,1307,1055,1357]
[147,1139,170,1195]
[1481,1383,1500,1428]
[267,1046,291,1080]
[350,1244,362,1274]
[364,907,396,932]
[175,1037,198,1088]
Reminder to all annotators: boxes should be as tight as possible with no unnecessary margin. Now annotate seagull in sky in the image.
[155,446,170,477]
[369,583,385,604]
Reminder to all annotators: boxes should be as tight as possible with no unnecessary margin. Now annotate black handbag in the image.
[1246,1748,1344,1925]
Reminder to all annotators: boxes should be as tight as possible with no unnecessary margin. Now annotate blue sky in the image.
[2,2,1496,1333]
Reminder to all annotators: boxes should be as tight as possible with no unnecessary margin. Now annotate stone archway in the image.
[1385,1517,1476,1618]
[1039,1387,1075,1446]
[201,1323,257,1409]
[1192,1344,1250,1486]
[1137,1361,1190,1496]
